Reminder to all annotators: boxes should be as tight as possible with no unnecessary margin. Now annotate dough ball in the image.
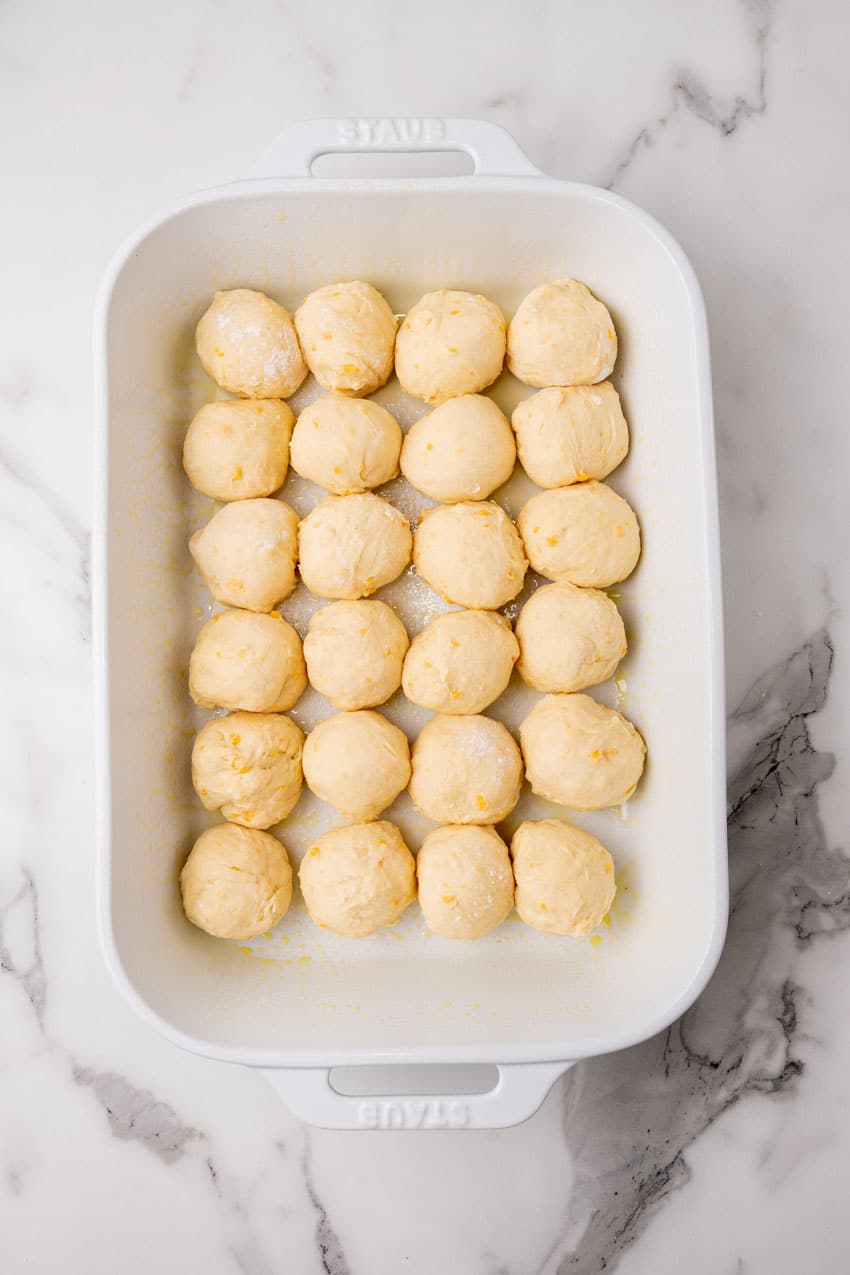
[183,399,293,501]
[189,498,298,612]
[516,581,626,693]
[511,819,615,937]
[400,394,516,502]
[413,501,527,609]
[395,289,506,405]
[517,481,640,587]
[520,693,646,810]
[189,609,306,713]
[409,714,523,825]
[417,825,514,939]
[291,395,402,494]
[304,600,408,710]
[512,383,629,488]
[294,281,396,396]
[507,279,617,387]
[402,609,518,714]
[302,710,411,821]
[299,820,415,937]
[298,494,412,600]
[180,823,292,939]
[195,289,307,399]
[191,711,303,829]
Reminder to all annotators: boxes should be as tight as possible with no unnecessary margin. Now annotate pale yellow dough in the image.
[195,289,307,399]
[191,711,304,829]
[417,824,514,939]
[183,399,293,501]
[304,600,408,710]
[180,823,292,940]
[298,494,412,599]
[512,383,629,488]
[516,581,626,693]
[290,395,402,494]
[294,281,396,396]
[413,501,527,609]
[517,481,640,587]
[506,279,617,388]
[400,394,516,502]
[189,609,306,713]
[402,609,518,714]
[189,498,299,612]
[409,714,523,825]
[520,693,646,811]
[395,289,506,405]
[302,710,411,821]
[511,819,615,937]
[299,820,416,937]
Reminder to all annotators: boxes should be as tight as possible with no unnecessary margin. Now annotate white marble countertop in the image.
[2,1,848,1270]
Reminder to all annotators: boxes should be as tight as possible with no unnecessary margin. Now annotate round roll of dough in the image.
[195,289,307,399]
[290,395,402,494]
[298,494,412,600]
[520,693,646,810]
[506,279,617,388]
[183,399,293,501]
[400,394,516,502]
[511,383,629,488]
[395,289,506,405]
[409,714,523,825]
[417,824,514,939]
[299,820,416,937]
[189,609,306,713]
[516,581,626,693]
[517,481,640,587]
[302,710,411,821]
[413,501,527,609]
[304,600,408,711]
[191,711,303,829]
[189,498,299,612]
[511,819,615,937]
[402,609,518,714]
[294,281,396,397]
[180,823,292,940]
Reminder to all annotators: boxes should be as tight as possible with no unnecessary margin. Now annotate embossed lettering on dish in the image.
[358,1099,471,1129]
[337,118,445,146]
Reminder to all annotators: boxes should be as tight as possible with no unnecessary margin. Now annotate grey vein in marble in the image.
[302,1143,351,1275]
[71,1065,200,1165]
[0,868,46,1025]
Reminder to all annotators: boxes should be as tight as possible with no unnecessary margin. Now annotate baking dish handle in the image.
[260,1060,571,1130]
[251,117,542,179]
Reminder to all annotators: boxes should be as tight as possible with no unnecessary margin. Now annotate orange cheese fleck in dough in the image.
[546,535,558,546]
[475,794,487,810]
[232,467,242,481]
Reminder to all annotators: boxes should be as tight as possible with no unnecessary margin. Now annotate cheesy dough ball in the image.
[414,502,527,609]
[516,581,626,693]
[409,714,523,825]
[298,494,412,600]
[512,383,629,488]
[180,824,292,939]
[417,825,514,939]
[294,281,396,397]
[517,481,640,587]
[195,289,307,399]
[507,279,617,388]
[400,394,516,502]
[511,819,615,937]
[299,820,415,937]
[402,610,518,714]
[520,693,645,811]
[189,609,306,713]
[304,600,408,710]
[290,395,402,494]
[395,289,506,405]
[191,711,303,829]
[189,498,298,612]
[183,399,293,501]
[302,711,411,821]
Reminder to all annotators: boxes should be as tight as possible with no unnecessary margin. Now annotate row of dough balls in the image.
[180,816,616,942]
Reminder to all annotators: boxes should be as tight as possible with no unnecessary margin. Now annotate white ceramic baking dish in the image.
[93,118,727,1129]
